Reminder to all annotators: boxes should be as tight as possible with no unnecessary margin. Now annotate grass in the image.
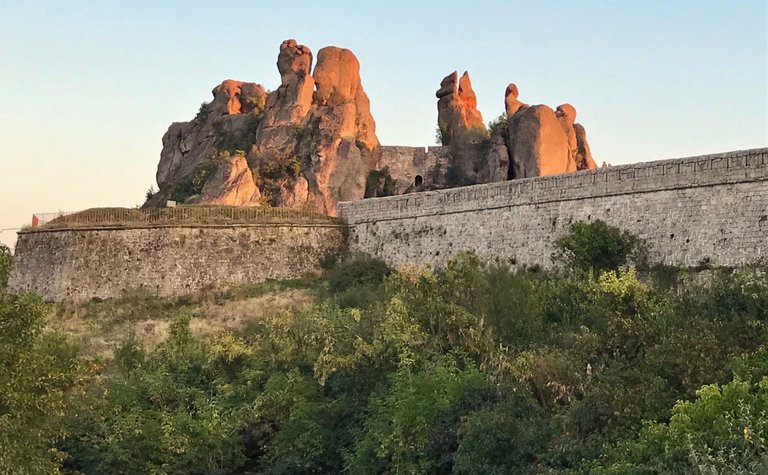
[49,277,322,359]
[31,205,343,231]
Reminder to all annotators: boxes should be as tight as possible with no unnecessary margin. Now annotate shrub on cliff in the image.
[554,220,646,274]
[0,244,11,290]
[364,167,397,198]
[168,160,218,203]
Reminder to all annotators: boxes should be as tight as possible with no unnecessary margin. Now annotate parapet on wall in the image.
[339,148,768,269]
[10,224,347,302]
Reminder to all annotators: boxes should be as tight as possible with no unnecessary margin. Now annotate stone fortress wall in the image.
[11,147,768,302]
[10,224,346,302]
[339,148,768,269]
[378,145,451,193]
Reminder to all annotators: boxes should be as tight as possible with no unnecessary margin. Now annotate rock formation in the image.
[255,39,315,152]
[152,80,266,206]
[436,71,485,145]
[296,46,379,215]
[504,83,527,117]
[194,155,261,206]
[574,123,597,170]
[148,40,598,213]
[508,105,574,178]
[503,85,596,178]
[149,39,379,216]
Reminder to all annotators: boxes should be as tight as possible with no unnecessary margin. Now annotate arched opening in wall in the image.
[415,175,423,187]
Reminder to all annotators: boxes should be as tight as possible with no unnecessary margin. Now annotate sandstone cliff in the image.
[148,41,597,212]
[503,84,596,178]
[149,40,379,215]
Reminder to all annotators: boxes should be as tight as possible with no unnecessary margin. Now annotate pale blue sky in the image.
[1,0,766,248]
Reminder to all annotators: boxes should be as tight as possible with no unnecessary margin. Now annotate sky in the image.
[1,0,766,249]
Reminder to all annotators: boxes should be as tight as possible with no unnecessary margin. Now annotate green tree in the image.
[554,220,646,274]
[0,292,84,474]
[594,378,768,473]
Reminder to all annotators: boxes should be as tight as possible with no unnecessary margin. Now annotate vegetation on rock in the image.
[364,167,397,198]
[168,160,219,204]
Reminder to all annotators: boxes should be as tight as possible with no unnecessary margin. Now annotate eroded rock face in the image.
[154,80,266,202]
[297,46,379,215]
[509,105,573,178]
[574,123,597,170]
[503,86,595,178]
[504,83,527,116]
[150,40,380,214]
[195,155,261,206]
[436,71,484,145]
[255,39,315,152]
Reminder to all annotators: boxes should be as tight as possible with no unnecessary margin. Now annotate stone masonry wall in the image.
[10,224,347,302]
[340,148,768,269]
[378,145,451,193]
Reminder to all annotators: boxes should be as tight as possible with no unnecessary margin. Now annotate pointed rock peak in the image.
[505,83,519,100]
[458,71,477,108]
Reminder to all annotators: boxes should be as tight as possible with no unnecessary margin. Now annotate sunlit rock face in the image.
[503,84,596,178]
[151,79,266,207]
[149,40,380,215]
[436,71,485,145]
[296,46,380,215]
[193,155,261,207]
[149,40,598,212]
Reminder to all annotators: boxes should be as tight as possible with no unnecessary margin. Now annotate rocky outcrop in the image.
[150,41,598,212]
[150,40,380,215]
[508,105,574,178]
[297,46,380,215]
[195,155,261,206]
[574,123,597,170]
[255,39,315,152]
[436,71,485,145]
[504,83,527,117]
[153,80,266,203]
[504,85,595,178]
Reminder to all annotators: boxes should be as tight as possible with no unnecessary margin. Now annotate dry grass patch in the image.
[48,279,319,359]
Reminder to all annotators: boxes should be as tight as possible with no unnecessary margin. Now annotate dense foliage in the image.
[0,292,85,474]
[5,221,768,473]
[364,167,397,198]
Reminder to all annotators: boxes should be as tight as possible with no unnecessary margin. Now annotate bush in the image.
[168,160,218,203]
[488,113,508,137]
[144,185,157,203]
[0,292,84,473]
[554,220,646,273]
[327,255,391,295]
[444,164,464,186]
[364,167,397,198]
[250,150,303,206]
[213,114,262,154]
[436,121,450,146]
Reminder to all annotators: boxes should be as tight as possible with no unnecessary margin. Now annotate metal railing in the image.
[27,206,342,230]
